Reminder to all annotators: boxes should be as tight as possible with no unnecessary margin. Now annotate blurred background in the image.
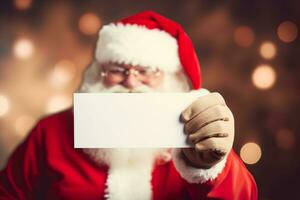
[0,0,299,199]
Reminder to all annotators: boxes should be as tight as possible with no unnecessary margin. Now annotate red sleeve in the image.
[0,122,45,200]
[184,150,258,200]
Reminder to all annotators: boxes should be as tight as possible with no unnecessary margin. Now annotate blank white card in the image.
[74,91,208,148]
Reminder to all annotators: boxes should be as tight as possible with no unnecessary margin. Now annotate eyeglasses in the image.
[100,64,162,83]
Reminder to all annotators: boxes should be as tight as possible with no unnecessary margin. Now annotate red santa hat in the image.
[95,10,202,89]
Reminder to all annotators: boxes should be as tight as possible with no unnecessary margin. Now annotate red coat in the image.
[0,108,257,200]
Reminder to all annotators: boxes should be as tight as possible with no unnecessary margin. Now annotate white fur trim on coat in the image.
[172,149,228,184]
[84,149,159,200]
[105,166,153,200]
[95,23,181,72]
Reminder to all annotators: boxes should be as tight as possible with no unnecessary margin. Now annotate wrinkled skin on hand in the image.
[181,92,235,169]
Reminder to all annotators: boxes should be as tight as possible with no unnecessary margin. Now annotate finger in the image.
[181,92,226,122]
[188,132,228,145]
[184,105,230,135]
[187,120,231,144]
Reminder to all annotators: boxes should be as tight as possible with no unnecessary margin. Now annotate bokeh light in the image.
[275,129,295,150]
[15,115,35,135]
[78,13,102,35]
[240,142,262,164]
[13,39,34,59]
[49,60,77,88]
[0,95,10,117]
[46,95,72,114]
[252,64,276,90]
[233,26,255,47]
[14,0,32,10]
[277,21,298,43]
[259,41,277,59]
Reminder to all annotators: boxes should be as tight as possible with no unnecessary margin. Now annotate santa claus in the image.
[0,11,257,200]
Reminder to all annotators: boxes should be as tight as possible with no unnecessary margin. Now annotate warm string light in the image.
[78,13,102,35]
[49,60,77,89]
[233,26,255,47]
[277,21,298,43]
[46,95,72,114]
[259,41,277,59]
[0,94,10,117]
[252,64,276,90]
[240,142,262,165]
[13,39,34,59]
[14,0,32,10]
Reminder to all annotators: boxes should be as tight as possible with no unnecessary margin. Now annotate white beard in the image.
[79,66,189,200]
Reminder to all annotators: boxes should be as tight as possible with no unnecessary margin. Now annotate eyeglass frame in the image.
[98,62,163,86]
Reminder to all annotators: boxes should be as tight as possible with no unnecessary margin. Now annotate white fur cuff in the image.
[172,149,228,184]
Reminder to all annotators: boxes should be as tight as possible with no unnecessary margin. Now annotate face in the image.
[99,62,164,91]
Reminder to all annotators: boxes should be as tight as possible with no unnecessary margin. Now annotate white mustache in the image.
[81,83,156,93]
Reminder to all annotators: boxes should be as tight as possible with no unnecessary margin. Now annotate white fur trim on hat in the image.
[95,23,181,72]
[172,149,228,184]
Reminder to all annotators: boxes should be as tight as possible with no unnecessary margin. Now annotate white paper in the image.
[74,91,209,148]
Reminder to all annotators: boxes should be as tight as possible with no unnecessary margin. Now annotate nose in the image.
[121,72,141,89]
